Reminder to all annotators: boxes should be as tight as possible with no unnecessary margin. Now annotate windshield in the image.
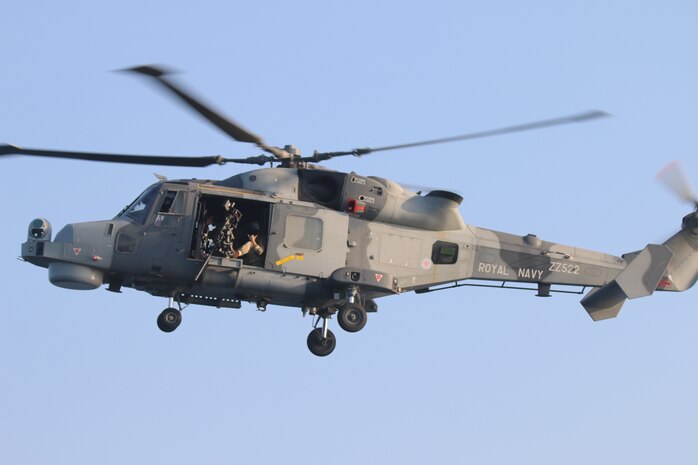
[118,187,159,224]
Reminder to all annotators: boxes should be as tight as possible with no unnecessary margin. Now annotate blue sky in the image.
[2,1,698,464]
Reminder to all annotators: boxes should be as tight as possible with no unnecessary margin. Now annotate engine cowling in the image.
[682,212,698,234]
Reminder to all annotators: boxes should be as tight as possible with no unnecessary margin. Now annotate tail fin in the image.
[659,212,698,291]
[581,244,673,321]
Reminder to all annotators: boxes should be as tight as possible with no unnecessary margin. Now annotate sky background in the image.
[2,1,698,464]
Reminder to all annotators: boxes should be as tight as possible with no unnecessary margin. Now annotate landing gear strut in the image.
[307,312,336,357]
[157,297,182,333]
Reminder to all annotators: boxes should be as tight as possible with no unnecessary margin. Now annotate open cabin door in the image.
[266,204,348,277]
[189,193,273,265]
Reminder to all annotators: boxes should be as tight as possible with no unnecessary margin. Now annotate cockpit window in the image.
[159,190,185,214]
[159,191,177,213]
[122,187,158,224]
[154,190,186,228]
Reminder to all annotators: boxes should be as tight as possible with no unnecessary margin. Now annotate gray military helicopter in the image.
[5,66,698,356]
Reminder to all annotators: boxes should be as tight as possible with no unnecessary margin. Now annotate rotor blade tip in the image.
[117,65,177,78]
[0,144,20,155]
[656,160,697,204]
[575,110,613,121]
[656,160,681,180]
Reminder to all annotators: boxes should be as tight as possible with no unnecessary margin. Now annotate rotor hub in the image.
[284,145,301,157]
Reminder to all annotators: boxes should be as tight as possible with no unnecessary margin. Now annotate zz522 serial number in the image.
[549,262,580,274]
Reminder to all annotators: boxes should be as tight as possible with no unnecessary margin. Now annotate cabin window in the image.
[154,214,182,228]
[285,215,323,251]
[431,241,459,265]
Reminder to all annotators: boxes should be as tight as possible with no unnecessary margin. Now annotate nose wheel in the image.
[157,297,183,333]
[157,307,182,332]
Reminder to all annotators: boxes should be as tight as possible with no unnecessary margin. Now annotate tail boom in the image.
[581,211,698,320]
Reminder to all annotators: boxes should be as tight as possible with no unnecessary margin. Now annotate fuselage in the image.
[20,167,698,316]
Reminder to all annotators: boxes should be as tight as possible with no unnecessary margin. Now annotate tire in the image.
[337,303,367,333]
[157,307,182,333]
[306,328,336,357]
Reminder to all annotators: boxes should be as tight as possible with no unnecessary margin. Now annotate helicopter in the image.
[4,66,698,357]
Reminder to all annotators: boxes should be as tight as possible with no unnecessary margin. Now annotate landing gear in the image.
[307,328,336,357]
[337,302,367,333]
[157,297,182,333]
[307,311,336,356]
[157,307,182,332]
[305,291,375,355]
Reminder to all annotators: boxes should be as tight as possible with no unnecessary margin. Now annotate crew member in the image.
[200,214,218,256]
[234,222,264,264]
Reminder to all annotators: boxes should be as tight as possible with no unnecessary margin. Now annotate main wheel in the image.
[157,307,182,333]
[337,303,367,333]
[307,328,336,357]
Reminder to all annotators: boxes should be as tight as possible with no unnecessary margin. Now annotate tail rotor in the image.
[657,161,698,210]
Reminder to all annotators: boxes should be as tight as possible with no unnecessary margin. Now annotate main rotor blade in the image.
[657,161,698,206]
[0,144,274,167]
[122,65,289,159]
[309,110,611,161]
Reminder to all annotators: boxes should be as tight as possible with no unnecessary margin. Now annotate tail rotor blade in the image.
[657,161,698,207]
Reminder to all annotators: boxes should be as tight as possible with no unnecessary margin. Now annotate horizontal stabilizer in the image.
[580,284,626,321]
[581,244,673,321]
